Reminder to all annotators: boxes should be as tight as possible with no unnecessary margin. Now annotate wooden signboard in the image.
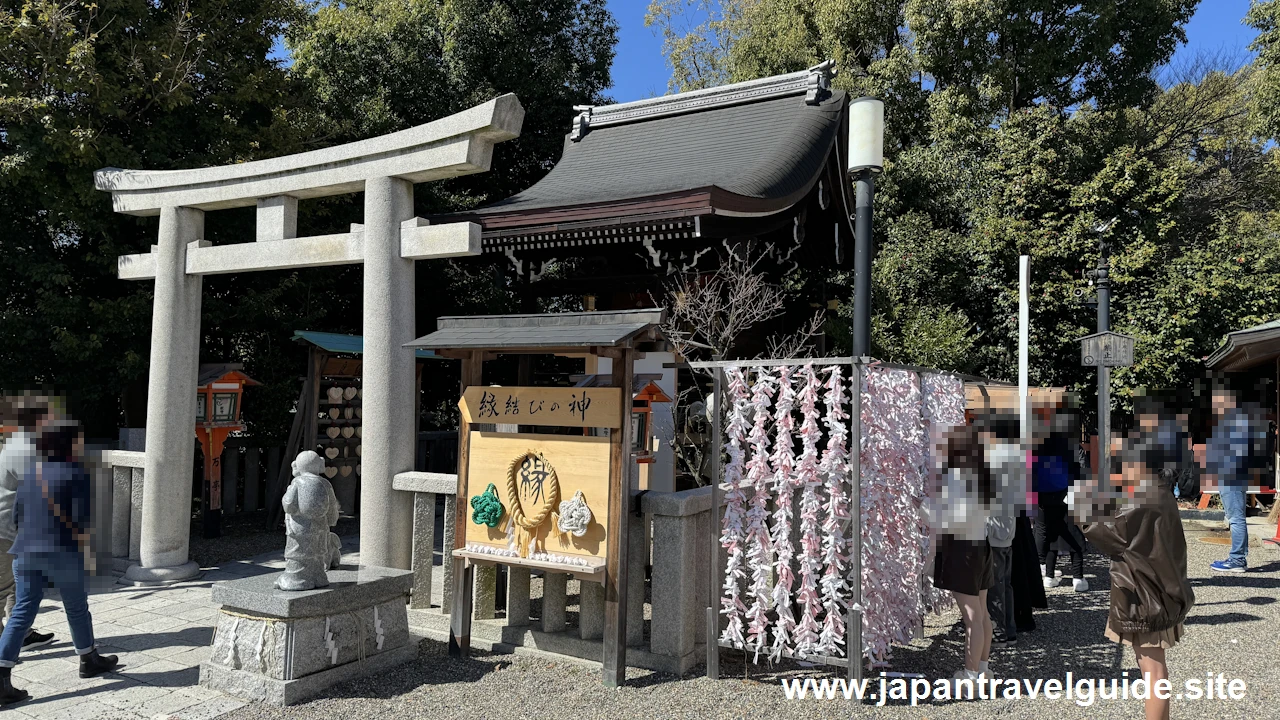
[1080,331,1135,367]
[459,386,622,427]
[462,431,612,571]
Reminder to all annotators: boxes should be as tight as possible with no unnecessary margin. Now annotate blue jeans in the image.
[1219,484,1249,565]
[0,552,95,666]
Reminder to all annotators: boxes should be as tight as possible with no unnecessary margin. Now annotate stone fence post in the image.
[102,450,147,571]
[392,471,458,611]
[643,485,713,666]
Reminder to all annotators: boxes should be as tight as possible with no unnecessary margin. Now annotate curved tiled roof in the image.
[453,64,848,233]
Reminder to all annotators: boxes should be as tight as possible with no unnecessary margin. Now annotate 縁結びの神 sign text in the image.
[459,386,622,428]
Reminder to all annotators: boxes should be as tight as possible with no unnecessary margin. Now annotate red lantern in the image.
[195,364,259,538]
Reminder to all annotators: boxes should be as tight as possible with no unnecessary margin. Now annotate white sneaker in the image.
[1044,576,1060,589]
[1072,578,1089,592]
[953,668,979,681]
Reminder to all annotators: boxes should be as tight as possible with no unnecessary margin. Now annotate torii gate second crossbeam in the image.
[96,94,524,585]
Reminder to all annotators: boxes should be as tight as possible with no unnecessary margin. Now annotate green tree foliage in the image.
[0,0,307,434]
[288,0,618,210]
[648,0,1280,413]
[1,0,618,438]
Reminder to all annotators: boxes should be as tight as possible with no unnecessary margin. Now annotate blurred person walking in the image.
[0,398,56,651]
[0,420,117,705]
[1205,384,1257,573]
[981,415,1023,648]
[1032,409,1088,591]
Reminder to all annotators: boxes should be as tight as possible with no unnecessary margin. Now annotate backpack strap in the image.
[36,464,86,547]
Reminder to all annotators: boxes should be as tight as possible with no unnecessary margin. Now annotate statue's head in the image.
[292,450,325,478]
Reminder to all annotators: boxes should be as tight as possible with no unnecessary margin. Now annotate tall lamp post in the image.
[845,95,883,683]
[848,97,885,357]
[1081,219,1131,482]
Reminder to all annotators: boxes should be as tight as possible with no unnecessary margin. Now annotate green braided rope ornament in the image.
[470,483,504,528]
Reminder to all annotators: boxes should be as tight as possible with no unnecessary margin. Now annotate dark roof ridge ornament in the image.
[568,60,838,142]
[804,59,836,105]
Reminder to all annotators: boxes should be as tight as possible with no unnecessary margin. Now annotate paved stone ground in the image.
[0,538,366,720]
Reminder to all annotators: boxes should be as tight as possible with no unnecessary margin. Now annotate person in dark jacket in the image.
[1074,426,1193,720]
[1033,410,1088,590]
[0,421,118,706]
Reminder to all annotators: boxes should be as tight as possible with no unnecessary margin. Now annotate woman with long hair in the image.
[0,420,117,705]
[928,422,996,682]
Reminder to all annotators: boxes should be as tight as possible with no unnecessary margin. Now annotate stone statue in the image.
[276,451,343,591]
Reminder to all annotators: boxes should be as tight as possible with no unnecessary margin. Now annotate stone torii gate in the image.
[96,95,524,584]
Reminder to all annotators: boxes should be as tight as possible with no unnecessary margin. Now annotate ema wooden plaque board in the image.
[463,431,612,561]
[459,386,621,428]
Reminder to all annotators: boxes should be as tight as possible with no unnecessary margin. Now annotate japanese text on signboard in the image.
[459,386,622,428]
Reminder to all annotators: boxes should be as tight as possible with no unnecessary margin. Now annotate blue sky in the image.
[604,0,1263,102]
[272,1,1264,103]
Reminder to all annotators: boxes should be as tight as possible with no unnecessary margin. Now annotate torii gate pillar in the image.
[97,96,524,584]
[359,176,417,568]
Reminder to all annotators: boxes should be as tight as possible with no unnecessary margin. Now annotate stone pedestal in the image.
[200,566,416,706]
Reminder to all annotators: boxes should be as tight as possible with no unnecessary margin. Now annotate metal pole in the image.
[707,367,723,680]
[1019,256,1030,449]
[852,171,875,357]
[847,360,864,683]
[1097,243,1111,481]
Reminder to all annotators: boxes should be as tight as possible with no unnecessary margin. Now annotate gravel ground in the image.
[221,523,1279,720]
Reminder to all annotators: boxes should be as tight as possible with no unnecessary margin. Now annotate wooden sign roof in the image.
[406,309,666,353]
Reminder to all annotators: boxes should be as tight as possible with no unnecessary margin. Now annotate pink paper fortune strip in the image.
[718,367,751,648]
[767,366,798,661]
[792,364,824,657]
[857,366,929,663]
[921,372,965,613]
[815,365,851,656]
[743,368,777,660]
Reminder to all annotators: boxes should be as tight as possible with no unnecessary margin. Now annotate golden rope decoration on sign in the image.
[505,451,560,557]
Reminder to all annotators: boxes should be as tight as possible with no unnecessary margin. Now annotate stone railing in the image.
[101,450,146,569]
[100,443,285,565]
[396,473,717,675]
[390,472,460,611]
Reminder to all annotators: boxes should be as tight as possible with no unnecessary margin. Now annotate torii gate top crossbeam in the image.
[95,94,524,217]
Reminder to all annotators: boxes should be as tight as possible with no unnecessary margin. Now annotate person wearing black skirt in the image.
[928,423,996,682]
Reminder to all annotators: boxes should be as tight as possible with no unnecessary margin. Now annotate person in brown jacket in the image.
[1073,408,1195,720]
